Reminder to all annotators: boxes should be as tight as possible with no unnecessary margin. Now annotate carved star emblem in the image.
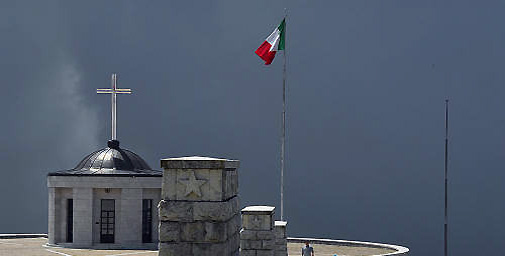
[251,215,262,228]
[179,171,207,197]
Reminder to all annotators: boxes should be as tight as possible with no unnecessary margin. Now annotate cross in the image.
[97,74,132,140]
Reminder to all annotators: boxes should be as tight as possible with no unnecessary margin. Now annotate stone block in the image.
[193,197,238,221]
[158,242,192,256]
[158,200,193,222]
[274,229,286,238]
[192,242,227,256]
[176,169,212,201]
[240,249,257,256]
[242,214,272,231]
[273,221,287,256]
[240,207,278,256]
[227,213,241,237]
[256,250,275,256]
[241,206,275,231]
[161,157,240,202]
[161,156,240,169]
[274,240,284,246]
[274,251,287,256]
[224,169,239,200]
[208,168,224,200]
[204,222,226,242]
[262,239,275,249]
[257,230,275,240]
[274,221,287,237]
[228,232,240,253]
[241,206,275,215]
[173,168,239,202]
[159,221,179,242]
[241,239,262,250]
[180,222,204,242]
[161,170,177,200]
[159,156,241,256]
[240,229,257,240]
[230,197,240,215]
[275,244,287,250]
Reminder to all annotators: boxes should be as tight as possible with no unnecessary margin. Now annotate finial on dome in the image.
[107,140,120,149]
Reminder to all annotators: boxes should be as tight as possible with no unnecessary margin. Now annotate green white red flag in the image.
[255,19,285,65]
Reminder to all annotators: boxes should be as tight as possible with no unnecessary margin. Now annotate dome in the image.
[48,140,161,176]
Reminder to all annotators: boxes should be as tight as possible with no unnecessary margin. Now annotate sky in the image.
[1,1,505,255]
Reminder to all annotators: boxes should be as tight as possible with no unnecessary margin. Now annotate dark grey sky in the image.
[2,1,505,255]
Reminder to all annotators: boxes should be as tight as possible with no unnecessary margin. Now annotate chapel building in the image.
[47,139,162,249]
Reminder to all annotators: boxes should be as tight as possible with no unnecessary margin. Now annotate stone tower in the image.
[158,156,241,256]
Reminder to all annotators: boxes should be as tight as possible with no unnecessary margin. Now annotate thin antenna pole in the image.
[444,99,449,256]
[280,9,287,221]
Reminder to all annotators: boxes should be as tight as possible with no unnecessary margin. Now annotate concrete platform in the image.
[0,236,408,256]
[288,238,408,256]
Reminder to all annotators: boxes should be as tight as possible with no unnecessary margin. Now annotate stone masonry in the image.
[274,221,287,256]
[240,206,276,256]
[158,156,240,256]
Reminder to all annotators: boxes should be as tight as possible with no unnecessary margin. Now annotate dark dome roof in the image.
[49,140,161,176]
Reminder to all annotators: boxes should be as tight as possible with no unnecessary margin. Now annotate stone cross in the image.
[97,73,131,140]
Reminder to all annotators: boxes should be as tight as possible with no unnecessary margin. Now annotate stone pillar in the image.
[274,221,287,256]
[118,188,143,246]
[158,156,240,256]
[73,188,93,247]
[240,206,276,256]
[47,187,57,245]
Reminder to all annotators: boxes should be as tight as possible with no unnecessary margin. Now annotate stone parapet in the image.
[240,206,276,256]
[159,233,240,256]
[241,206,275,231]
[158,197,240,222]
[158,201,240,255]
[160,157,238,202]
[273,221,287,256]
[160,156,240,169]
[158,156,240,256]
[158,207,241,243]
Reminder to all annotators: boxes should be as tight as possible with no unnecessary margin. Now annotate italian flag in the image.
[255,19,285,65]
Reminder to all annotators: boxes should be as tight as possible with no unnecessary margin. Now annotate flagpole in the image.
[444,99,449,256]
[280,9,287,222]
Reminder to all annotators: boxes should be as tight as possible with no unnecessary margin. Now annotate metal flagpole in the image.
[280,9,287,221]
[444,99,449,256]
